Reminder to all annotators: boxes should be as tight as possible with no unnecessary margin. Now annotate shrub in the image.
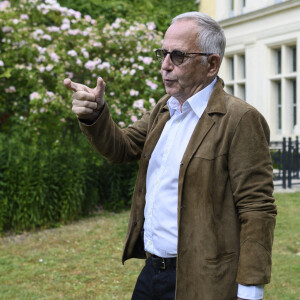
[0,0,165,233]
[0,129,101,232]
[0,0,165,132]
[56,0,199,32]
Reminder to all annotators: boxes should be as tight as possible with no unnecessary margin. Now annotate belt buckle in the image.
[161,258,166,270]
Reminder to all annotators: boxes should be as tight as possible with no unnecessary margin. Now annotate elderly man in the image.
[64,12,276,300]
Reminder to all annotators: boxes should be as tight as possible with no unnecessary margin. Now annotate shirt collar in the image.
[167,77,217,118]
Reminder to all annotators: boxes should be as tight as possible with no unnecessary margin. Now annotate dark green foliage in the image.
[0,127,138,234]
[57,0,199,32]
[98,161,139,211]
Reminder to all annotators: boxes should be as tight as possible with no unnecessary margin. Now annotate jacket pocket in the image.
[203,252,237,281]
[205,252,236,265]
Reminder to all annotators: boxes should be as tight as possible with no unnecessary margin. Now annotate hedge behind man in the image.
[64,12,276,300]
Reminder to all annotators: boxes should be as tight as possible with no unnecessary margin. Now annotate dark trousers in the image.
[131,257,176,300]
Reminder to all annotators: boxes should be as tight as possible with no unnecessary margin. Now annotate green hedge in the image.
[0,130,89,232]
[0,0,166,234]
[0,128,138,234]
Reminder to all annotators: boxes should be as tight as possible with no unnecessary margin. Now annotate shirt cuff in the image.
[237,284,264,300]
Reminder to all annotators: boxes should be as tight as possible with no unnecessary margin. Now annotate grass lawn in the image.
[0,192,299,299]
[264,192,300,300]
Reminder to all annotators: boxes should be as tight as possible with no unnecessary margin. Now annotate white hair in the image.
[172,12,226,62]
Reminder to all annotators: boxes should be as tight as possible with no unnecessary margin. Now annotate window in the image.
[270,44,297,134]
[275,48,281,74]
[291,79,297,128]
[227,85,234,96]
[229,56,234,80]
[230,0,235,16]
[224,53,246,101]
[230,0,235,11]
[238,84,246,101]
[240,54,246,79]
[276,81,282,131]
[291,46,296,72]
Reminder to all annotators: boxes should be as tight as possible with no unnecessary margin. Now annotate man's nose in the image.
[161,53,174,71]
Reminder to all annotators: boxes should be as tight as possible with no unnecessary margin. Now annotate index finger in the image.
[64,78,90,93]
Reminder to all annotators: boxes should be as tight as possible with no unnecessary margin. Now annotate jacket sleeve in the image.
[228,108,277,285]
[78,103,150,164]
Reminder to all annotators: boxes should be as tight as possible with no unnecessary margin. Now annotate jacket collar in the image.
[159,76,226,116]
[205,77,227,115]
[167,77,217,118]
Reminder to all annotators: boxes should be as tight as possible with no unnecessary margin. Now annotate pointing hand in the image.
[64,77,106,121]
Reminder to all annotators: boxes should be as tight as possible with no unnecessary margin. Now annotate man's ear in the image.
[207,54,221,77]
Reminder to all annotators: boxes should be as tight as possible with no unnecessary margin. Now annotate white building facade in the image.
[215,0,300,141]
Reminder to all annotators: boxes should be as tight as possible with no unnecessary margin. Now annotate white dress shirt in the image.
[144,77,263,299]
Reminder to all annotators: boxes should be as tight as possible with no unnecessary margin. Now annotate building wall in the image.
[199,0,216,18]
[214,0,292,21]
[203,0,300,141]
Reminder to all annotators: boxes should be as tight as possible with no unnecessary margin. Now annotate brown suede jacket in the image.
[79,77,277,300]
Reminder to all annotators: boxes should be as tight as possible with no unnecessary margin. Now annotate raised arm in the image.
[63,77,150,164]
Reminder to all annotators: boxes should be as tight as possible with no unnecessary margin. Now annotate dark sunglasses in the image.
[155,49,213,66]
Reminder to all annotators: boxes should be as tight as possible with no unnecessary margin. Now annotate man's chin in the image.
[164,87,177,97]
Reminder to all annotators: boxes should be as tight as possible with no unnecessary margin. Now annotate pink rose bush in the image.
[0,0,164,139]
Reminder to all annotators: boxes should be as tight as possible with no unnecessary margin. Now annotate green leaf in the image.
[0,68,13,79]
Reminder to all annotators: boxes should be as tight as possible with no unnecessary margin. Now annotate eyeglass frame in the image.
[154,48,214,66]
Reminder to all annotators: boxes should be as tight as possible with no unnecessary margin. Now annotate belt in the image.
[146,252,177,270]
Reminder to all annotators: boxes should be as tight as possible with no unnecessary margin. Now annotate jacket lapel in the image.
[144,102,170,157]
[183,113,215,161]
[181,77,227,163]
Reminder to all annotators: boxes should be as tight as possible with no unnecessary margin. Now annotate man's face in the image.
[161,20,213,103]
